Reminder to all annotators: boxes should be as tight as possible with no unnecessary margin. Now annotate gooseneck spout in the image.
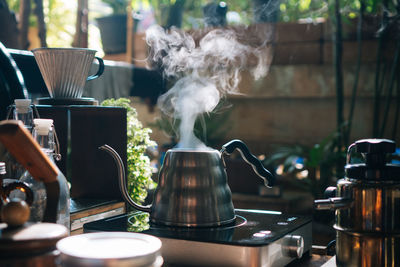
[99,144,151,212]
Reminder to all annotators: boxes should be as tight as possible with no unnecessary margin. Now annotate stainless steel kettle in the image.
[315,139,400,267]
[100,139,274,227]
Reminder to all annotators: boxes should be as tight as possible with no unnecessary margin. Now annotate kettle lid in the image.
[345,139,400,181]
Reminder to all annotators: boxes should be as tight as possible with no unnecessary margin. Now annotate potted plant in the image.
[264,132,345,199]
[96,0,129,54]
[101,98,157,204]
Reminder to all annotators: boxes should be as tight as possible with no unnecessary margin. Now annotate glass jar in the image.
[20,119,70,230]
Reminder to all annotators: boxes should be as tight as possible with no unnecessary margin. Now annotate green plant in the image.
[267,0,399,199]
[101,0,129,14]
[326,0,400,150]
[131,0,388,29]
[101,98,157,204]
[265,132,345,198]
[6,0,36,27]
[6,0,76,47]
[370,0,400,139]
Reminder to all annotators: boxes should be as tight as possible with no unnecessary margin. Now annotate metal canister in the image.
[315,139,400,267]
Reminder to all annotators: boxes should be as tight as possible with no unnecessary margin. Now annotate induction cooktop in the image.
[84,209,312,267]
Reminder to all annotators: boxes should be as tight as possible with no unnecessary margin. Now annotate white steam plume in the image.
[146,25,271,149]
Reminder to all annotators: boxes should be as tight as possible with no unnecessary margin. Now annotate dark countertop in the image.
[287,254,333,267]
[164,254,333,267]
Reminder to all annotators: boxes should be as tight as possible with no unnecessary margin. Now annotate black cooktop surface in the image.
[84,209,311,247]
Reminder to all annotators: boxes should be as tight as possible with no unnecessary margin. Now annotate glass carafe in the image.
[20,119,70,230]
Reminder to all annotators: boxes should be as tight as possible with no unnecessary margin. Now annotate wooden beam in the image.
[72,0,88,48]
[126,5,134,63]
[18,0,31,50]
[33,0,47,47]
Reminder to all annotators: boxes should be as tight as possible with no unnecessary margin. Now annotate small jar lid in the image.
[33,119,53,135]
[56,232,163,267]
[14,99,32,113]
[14,99,31,107]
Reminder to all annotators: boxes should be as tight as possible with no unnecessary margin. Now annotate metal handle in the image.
[314,197,352,210]
[86,56,104,81]
[221,139,275,187]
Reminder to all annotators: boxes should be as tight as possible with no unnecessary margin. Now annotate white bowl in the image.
[56,232,163,267]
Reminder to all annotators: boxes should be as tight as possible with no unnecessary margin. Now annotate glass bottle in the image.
[5,99,34,180]
[20,119,70,230]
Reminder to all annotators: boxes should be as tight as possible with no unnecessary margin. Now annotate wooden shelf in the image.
[70,199,125,235]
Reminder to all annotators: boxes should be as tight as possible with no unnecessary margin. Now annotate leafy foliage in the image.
[45,0,76,47]
[265,131,346,198]
[279,0,395,22]
[101,98,157,204]
[130,0,390,29]
[6,0,76,47]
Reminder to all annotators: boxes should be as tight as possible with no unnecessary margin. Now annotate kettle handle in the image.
[99,145,151,213]
[221,139,275,187]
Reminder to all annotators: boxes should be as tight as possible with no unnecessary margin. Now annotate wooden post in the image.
[33,0,47,47]
[18,0,31,50]
[72,0,88,48]
[0,0,20,48]
[126,5,134,63]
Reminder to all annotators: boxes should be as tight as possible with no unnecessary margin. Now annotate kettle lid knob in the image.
[352,139,396,168]
[346,139,399,180]
[354,139,396,154]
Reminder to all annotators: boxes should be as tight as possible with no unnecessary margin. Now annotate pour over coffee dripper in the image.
[32,48,104,105]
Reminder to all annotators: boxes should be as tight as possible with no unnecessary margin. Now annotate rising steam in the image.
[146,25,271,149]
